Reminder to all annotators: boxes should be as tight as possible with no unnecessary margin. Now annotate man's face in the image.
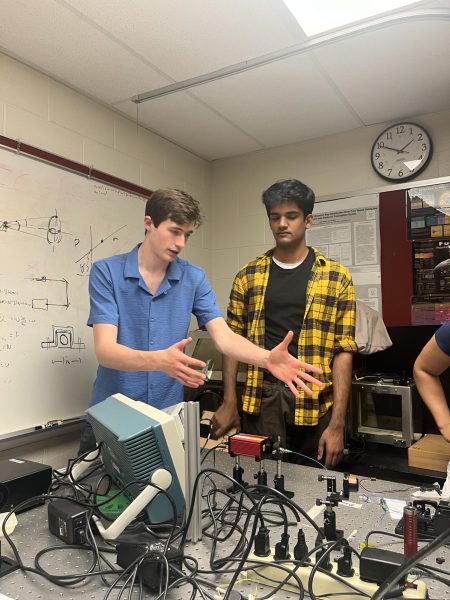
[144,216,195,262]
[268,201,313,248]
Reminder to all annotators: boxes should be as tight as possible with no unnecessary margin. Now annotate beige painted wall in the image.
[0,53,211,466]
[2,51,450,466]
[210,110,450,313]
[0,53,212,275]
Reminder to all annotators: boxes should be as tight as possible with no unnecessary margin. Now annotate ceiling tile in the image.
[1,0,450,160]
[0,0,170,103]
[313,20,450,124]
[61,0,306,79]
[191,53,363,148]
[113,94,263,160]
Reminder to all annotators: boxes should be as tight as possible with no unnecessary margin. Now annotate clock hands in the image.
[382,144,410,154]
[372,123,431,181]
[398,139,414,153]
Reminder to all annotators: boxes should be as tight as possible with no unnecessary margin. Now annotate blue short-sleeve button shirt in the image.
[88,244,222,409]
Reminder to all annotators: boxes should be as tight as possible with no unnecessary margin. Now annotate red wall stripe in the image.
[0,135,153,199]
[380,189,413,326]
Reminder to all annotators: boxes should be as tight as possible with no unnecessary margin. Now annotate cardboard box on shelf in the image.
[408,434,450,473]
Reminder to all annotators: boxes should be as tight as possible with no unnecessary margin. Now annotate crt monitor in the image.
[86,393,185,524]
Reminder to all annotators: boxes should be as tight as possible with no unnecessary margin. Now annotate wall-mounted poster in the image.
[306,194,381,312]
[408,184,450,324]
[407,183,450,240]
[411,297,450,325]
[413,240,450,295]
[411,239,450,325]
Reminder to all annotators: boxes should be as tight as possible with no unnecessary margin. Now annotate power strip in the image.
[248,551,427,600]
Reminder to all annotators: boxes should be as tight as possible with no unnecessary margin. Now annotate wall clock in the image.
[370,122,433,182]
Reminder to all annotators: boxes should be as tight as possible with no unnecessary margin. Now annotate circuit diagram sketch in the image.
[0,211,70,247]
[75,224,127,276]
[41,325,85,351]
[0,150,146,437]
[30,276,69,310]
[52,356,82,366]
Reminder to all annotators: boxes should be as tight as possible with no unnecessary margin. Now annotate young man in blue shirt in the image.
[80,188,322,452]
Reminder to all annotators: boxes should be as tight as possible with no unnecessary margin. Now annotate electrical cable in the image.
[8,447,450,598]
[220,489,309,600]
[307,539,343,600]
[244,483,323,536]
[359,479,419,495]
[202,487,247,542]
[283,449,328,470]
[417,562,450,577]
[206,492,302,573]
[0,481,179,588]
[364,529,403,546]
[239,540,366,600]
[412,565,450,588]
[211,556,305,600]
[201,443,228,464]
[371,526,450,600]
[179,467,265,551]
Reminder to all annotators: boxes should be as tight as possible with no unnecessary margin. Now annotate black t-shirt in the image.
[264,248,314,355]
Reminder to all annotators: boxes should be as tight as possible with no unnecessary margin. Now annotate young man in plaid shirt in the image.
[212,179,357,468]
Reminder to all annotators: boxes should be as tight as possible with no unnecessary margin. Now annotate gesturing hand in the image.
[266,331,323,397]
[317,425,345,468]
[157,338,207,388]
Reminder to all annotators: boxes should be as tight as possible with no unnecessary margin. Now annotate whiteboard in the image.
[0,149,145,437]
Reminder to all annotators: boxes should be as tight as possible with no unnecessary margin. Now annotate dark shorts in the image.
[242,380,331,465]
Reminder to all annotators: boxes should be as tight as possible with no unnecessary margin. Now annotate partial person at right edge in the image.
[414,321,450,443]
[212,179,357,469]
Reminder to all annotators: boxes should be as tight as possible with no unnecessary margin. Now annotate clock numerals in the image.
[371,122,432,182]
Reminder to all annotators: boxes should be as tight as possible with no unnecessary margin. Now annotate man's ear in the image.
[144,215,153,232]
[305,214,314,229]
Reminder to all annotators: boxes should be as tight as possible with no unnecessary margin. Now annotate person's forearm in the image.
[414,368,450,431]
[329,352,353,428]
[222,354,240,400]
[95,339,161,372]
[93,325,206,387]
[216,330,269,369]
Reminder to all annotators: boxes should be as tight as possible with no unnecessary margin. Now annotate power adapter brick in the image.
[359,546,404,585]
[48,498,89,545]
[116,534,183,591]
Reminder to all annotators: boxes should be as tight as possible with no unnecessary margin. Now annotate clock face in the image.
[371,122,432,182]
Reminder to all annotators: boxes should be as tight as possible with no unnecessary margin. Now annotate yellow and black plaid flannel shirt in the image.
[226,247,357,426]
